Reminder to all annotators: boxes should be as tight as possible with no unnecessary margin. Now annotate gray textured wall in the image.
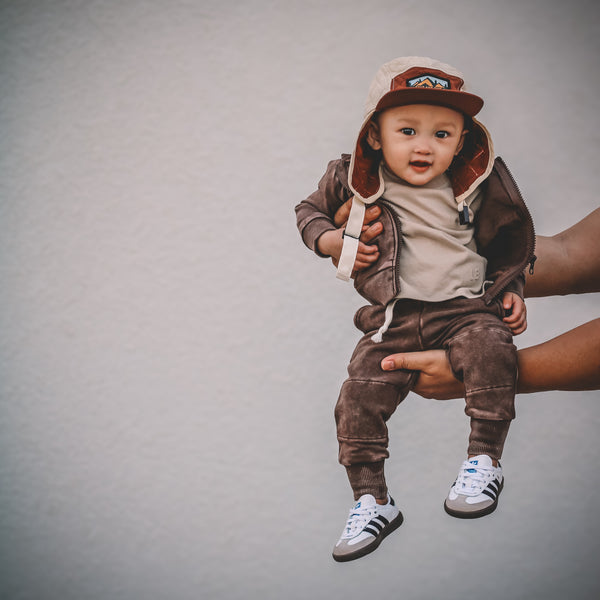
[1,1,598,599]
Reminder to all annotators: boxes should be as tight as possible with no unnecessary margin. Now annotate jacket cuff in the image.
[301,218,338,256]
[502,272,525,299]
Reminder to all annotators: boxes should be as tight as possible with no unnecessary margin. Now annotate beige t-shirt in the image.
[382,167,487,301]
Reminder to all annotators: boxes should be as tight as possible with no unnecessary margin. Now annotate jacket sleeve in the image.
[502,271,525,299]
[477,158,536,304]
[295,155,352,257]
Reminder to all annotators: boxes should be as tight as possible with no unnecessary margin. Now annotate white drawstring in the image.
[371,299,399,343]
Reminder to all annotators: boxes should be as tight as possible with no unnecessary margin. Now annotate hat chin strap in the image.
[336,196,366,281]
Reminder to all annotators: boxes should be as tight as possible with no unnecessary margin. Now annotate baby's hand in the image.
[318,228,380,272]
[502,292,527,335]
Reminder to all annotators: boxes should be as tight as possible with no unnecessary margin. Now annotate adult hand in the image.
[381,318,600,397]
[381,349,465,400]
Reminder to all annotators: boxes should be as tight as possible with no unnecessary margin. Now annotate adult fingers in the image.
[364,204,382,225]
[333,200,382,228]
[333,198,353,227]
[360,221,383,244]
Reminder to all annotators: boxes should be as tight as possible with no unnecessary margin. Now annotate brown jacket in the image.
[295,154,536,307]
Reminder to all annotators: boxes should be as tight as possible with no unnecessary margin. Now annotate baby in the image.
[295,57,536,562]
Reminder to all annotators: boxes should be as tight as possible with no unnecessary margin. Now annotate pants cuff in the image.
[468,418,511,461]
[345,461,387,500]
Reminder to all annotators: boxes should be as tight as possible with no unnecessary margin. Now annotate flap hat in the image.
[349,56,494,203]
[337,57,495,281]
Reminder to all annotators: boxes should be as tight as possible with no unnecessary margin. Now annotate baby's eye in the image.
[400,127,415,135]
[435,130,450,139]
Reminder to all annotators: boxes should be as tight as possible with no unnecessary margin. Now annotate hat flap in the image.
[349,57,494,203]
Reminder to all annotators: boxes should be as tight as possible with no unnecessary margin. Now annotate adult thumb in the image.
[381,351,432,371]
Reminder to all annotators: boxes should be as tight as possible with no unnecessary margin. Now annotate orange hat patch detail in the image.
[407,74,450,89]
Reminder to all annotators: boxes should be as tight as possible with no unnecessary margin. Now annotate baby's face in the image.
[368,104,466,186]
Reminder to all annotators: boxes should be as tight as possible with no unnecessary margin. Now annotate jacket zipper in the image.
[378,158,536,304]
[380,200,403,297]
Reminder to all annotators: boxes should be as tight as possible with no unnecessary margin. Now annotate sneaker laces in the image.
[454,461,497,496]
[342,504,378,538]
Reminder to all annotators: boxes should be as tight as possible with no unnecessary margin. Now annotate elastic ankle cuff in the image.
[345,461,387,500]
[468,418,511,461]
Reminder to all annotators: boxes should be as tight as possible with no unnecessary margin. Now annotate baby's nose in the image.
[414,138,432,153]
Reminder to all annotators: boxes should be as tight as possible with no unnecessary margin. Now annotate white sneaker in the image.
[332,494,403,562]
[444,455,503,519]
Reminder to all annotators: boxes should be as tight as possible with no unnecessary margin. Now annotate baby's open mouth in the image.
[410,161,431,168]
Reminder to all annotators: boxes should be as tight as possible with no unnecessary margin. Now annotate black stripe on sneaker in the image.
[363,515,390,537]
[481,479,500,500]
[481,479,502,500]
[367,520,384,534]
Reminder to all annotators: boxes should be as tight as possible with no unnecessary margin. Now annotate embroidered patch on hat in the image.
[407,74,450,89]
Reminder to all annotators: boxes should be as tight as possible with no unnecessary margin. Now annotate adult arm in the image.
[380,208,600,396]
[516,318,600,392]
[381,318,600,397]
[524,207,600,297]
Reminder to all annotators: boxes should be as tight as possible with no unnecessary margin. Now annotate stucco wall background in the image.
[0,1,598,599]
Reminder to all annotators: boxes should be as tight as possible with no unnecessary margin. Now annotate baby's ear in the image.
[366,122,382,151]
[455,129,468,156]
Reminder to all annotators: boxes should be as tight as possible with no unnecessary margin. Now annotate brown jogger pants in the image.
[335,297,517,499]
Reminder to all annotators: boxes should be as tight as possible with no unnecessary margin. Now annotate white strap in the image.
[336,197,366,281]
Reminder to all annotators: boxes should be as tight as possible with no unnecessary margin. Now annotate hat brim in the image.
[375,88,483,117]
